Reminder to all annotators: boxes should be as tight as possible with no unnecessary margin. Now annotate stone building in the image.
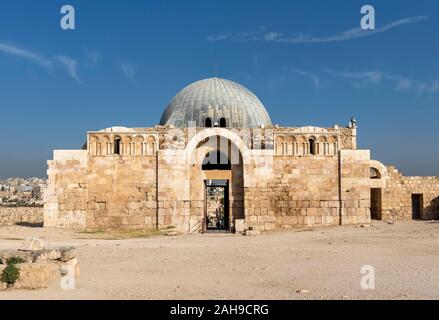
[44,77,439,232]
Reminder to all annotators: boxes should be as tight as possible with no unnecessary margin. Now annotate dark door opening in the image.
[371,188,382,220]
[412,194,423,220]
[204,180,229,232]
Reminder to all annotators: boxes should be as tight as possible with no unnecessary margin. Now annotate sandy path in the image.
[0,221,438,300]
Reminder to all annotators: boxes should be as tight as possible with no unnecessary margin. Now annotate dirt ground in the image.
[0,221,438,300]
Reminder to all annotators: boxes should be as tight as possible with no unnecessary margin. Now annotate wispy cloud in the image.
[324,69,383,87]
[120,63,136,82]
[291,69,320,88]
[0,41,85,83]
[208,16,429,44]
[83,48,101,66]
[324,68,439,93]
[55,56,82,83]
[0,42,52,70]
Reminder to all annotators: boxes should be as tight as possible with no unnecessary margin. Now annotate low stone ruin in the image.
[0,237,79,290]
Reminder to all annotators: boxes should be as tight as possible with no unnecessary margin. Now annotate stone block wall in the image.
[157,151,191,232]
[44,150,157,230]
[255,155,340,230]
[0,207,43,226]
[44,150,88,228]
[339,150,371,225]
[244,156,340,230]
[85,156,157,230]
[49,125,439,232]
[382,167,439,221]
[243,150,372,232]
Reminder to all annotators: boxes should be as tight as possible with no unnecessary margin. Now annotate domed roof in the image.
[159,77,272,128]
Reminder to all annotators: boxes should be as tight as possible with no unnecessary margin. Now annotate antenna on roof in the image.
[213,45,219,77]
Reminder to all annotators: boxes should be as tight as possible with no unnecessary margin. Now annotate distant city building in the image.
[0,177,46,207]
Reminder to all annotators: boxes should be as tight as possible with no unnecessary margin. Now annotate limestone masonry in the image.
[44,77,439,232]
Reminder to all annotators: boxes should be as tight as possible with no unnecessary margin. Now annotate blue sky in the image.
[0,0,438,178]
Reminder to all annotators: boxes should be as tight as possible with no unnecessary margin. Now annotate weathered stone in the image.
[0,249,33,264]
[234,219,245,233]
[0,207,43,227]
[245,230,260,236]
[59,246,77,262]
[32,248,62,263]
[296,289,310,294]
[14,263,50,289]
[42,82,439,233]
[19,237,47,251]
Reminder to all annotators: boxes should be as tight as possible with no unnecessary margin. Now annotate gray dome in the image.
[159,77,272,128]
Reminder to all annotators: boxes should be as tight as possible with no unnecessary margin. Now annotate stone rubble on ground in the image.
[244,229,260,236]
[19,237,47,251]
[0,237,79,290]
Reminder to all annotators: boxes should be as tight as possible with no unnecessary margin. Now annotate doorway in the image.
[204,179,229,232]
[412,194,423,220]
[370,188,382,220]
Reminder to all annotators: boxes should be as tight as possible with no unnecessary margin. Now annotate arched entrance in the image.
[369,161,389,221]
[189,135,244,233]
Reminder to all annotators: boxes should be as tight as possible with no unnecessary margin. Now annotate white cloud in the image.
[83,48,101,66]
[0,41,84,83]
[291,69,320,88]
[0,42,52,69]
[324,69,383,87]
[55,56,82,83]
[324,68,439,93]
[208,16,429,44]
[120,63,136,82]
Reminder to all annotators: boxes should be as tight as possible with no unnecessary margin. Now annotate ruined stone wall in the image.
[44,151,157,230]
[44,151,88,228]
[0,207,43,226]
[382,167,439,221]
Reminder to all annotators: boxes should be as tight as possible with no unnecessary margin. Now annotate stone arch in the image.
[101,135,110,155]
[275,136,285,155]
[185,128,249,165]
[123,136,133,155]
[369,160,389,220]
[113,135,122,155]
[146,136,156,155]
[89,135,99,156]
[134,135,145,156]
[287,136,296,155]
[369,160,389,180]
[189,133,244,233]
[318,135,328,155]
[296,135,307,155]
[370,167,381,179]
[328,135,338,155]
[308,135,317,155]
